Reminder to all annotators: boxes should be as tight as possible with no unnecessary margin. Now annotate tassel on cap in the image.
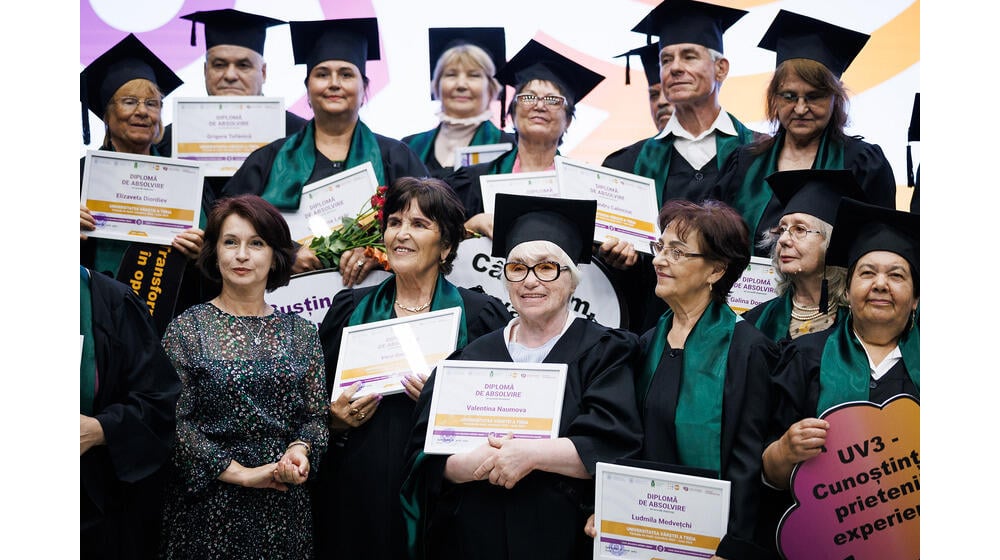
[499,88,507,128]
[906,145,914,188]
[190,20,197,47]
[624,55,631,85]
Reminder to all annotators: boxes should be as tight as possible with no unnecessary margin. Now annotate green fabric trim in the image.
[260,120,387,210]
[80,266,97,415]
[406,129,438,163]
[635,114,753,207]
[638,300,738,473]
[817,315,920,414]
[752,293,849,343]
[348,274,468,347]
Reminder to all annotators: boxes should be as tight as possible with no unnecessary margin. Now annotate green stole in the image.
[486,144,518,175]
[93,144,168,275]
[348,274,468,347]
[407,121,505,164]
[634,113,754,207]
[636,299,739,474]
[731,128,845,242]
[816,316,920,415]
[751,292,849,342]
[260,119,387,210]
[80,266,97,415]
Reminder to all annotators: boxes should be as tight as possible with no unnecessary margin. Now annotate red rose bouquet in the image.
[309,186,391,271]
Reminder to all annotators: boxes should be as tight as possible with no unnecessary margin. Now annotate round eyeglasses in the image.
[514,93,567,108]
[114,96,163,112]
[776,91,830,107]
[503,261,568,282]
[769,224,822,241]
[649,241,705,264]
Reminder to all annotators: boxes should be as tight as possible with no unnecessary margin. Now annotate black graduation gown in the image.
[221,126,428,201]
[401,125,517,181]
[311,283,511,560]
[439,153,508,218]
[638,320,780,560]
[80,270,181,560]
[716,135,897,256]
[759,327,919,554]
[404,318,644,560]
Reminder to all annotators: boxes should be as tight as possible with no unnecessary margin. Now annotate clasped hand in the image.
[454,433,536,489]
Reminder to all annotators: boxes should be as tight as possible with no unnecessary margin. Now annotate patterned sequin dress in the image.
[160,303,328,559]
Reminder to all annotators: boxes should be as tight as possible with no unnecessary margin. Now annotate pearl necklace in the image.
[395,299,431,313]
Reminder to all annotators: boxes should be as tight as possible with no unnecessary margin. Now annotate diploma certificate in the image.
[555,156,660,254]
[728,256,779,314]
[281,162,380,244]
[479,171,558,214]
[423,360,567,455]
[594,462,731,560]
[331,307,462,401]
[454,142,513,169]
[81,150,204,245]
[171,96,285,176]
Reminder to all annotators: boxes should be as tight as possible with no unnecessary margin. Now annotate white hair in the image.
[503,240,581,292]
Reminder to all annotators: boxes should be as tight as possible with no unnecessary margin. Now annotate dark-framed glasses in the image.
[649,241,705,264]
[114,96,163,112]
[776,91,830,106]
[503,261,568,282]
[514,93,567,108]
[769,224,822,241]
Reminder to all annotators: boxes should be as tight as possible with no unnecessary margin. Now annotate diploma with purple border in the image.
[479,171,559,214]
[728,256,779,315]
[331,307,461,401]
[81,150,204,245]
[555,156,660,254]
[170,96,285,176]
[593,462,730,560]
[454,142,513,169]
[423,360,567,455]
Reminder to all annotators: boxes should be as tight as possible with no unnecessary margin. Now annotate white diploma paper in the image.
[453,142,513,169]
[555,156,660,254]
[728,256,779,314]
[170,96,285,176]
[594,462,731,560]
[331,307,462,401]
[81,150,204,245]
[423,360,567,455]
[281,162,380,244]
[479,171,559,214]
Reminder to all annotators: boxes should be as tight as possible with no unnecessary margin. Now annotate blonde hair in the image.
[431,44,501,103]
[102,78,165,147]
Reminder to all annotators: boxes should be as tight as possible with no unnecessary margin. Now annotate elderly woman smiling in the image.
[402,194,643,560]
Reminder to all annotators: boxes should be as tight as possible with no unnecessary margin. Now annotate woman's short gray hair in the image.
[503,240,581,292]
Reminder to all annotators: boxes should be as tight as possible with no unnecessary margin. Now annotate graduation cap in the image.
[826,198,919,281]
[428,27,506,82]
[180,9,286,54]
[80,33,183,144]
[765,169,867,226]
[757,10,870,78]
[495,39,604,105]
[907,93,920,187]
[289,17,380,77]
[631,0,747,53]
[614,43,661,87]
[492,194,597,264]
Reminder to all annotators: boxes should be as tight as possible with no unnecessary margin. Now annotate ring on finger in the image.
[356,259,365,269]
[358,412,367,421]
[349,407,359,416]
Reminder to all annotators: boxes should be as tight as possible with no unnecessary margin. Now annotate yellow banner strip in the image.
[596,209,655,233]
[434,413,553,431]
[176,142,267,153]
[87,199,194,221]
[340,352,449,381]
[601,520,720,550]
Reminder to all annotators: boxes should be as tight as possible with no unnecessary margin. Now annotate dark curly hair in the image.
[379,177,466,275]
[197,195,296,291]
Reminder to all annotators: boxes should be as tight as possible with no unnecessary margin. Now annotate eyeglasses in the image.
[503,261,568,282]
[114,96,163,112]
[777,91,829,107]
[769,224,823,241]
[514,93,567,108]
[649,241,705,264]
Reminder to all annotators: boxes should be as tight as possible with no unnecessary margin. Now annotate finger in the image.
[472,458,495,480]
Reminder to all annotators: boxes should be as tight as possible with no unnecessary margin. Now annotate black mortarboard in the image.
[428,27,506,81]
[614,43,661,87]
[907,93,919,187]
[289,18,380,77]
[766,169,867,226]
[180,9,285,54]
[826,198,919,280]
[80,33,183,143]
[757,10,870,78]
[632,0,747,53]
[495,39,605,105]
[492,194,597,264]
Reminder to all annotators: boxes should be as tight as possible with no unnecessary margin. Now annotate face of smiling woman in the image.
[382,201,448,280]
[307,60,363,119]
[104,79,162,154]
[848,250,918,339]
[216,213,274,294]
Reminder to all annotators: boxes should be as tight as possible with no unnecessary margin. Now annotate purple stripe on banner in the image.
[179,156,249,162]
[432,430,552,439]
[599,537,710,558]
[339,374,397,388]
[98,215,189,230]
[594,222,656,241]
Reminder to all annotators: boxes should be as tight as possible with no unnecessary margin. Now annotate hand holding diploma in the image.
[597,235,638,270]
[328,381,382,432]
